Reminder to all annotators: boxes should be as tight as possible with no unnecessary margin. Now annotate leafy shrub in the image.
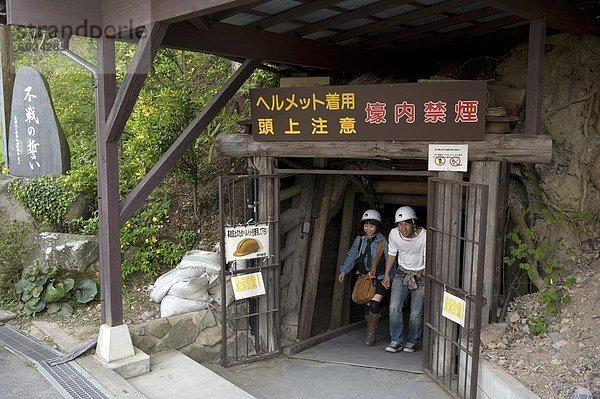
[8,176,77,230]
[14,261,97,316]
[0,218,33,304]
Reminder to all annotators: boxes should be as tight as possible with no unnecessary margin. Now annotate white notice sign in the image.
[225,223,270,263]
[231,272,266,300]
[442,290,466,327]
[428,144,468,172]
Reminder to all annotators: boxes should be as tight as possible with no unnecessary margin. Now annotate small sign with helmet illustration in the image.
[428,144,468,172]
[225,223,270,263]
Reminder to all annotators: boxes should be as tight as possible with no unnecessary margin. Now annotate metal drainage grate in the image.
[0,324,115,399]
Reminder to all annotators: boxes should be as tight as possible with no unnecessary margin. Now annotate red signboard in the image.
[250,81,486,141]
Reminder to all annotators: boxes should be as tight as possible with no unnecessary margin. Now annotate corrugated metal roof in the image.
[297,9,340,23]
[221,12,264,26]
[336,0,381,11]
[372,4,419,19]
[252,0,301,15]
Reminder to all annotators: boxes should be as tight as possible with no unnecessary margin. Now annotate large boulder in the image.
[29,232,99,274]
[0,174,34,223]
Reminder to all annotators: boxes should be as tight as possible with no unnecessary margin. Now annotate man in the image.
[382,206,426,353]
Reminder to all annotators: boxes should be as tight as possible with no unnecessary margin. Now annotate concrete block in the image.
[0,310,16,323]
[96,324,136,362]
[96,346,151,379]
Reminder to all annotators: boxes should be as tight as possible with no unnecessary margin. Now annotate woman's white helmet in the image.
[361,209,381,223]
[395,206,417,223]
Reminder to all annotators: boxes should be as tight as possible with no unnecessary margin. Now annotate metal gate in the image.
[219,173,280,367]
[423,178,489,398]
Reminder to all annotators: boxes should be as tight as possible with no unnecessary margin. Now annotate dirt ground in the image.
[480,240,600,399]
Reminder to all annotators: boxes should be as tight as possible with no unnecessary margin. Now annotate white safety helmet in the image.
[395,206,417,223]
[361,209,382,223]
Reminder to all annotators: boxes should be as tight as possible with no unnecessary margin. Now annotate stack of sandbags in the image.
[150,250,233,317]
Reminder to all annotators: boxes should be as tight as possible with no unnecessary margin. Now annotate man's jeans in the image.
[389,274,424,345]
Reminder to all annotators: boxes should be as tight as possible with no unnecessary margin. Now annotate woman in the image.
[338,209,389,346]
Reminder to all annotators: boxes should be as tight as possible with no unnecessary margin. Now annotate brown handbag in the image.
[351,240,386,305]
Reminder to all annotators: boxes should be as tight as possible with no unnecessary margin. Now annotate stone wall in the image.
[129,306,256,363]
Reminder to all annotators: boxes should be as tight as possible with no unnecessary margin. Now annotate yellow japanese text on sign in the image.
[231,272,266,300]
[442,290,466,327]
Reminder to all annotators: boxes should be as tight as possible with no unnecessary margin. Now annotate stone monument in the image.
[8,66,70,176]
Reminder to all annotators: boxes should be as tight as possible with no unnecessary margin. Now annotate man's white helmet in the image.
[395,206,417,223]
[361,209,381,223]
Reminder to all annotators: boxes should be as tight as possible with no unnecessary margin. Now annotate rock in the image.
[193,309,217,329]
[508,312,520,323]
[140,311,153,321]
[155,317,200,351]
[29,232,99,274]
[552,358,563,365]
[196,326,222,347]
[0,175,35,223]
[63,193,89,221]
[553,340,569,349]
[571,387,593,399]
[480,322,508,347]
[550,332,564,342]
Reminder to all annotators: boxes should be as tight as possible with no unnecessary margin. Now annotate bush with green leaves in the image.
[0,217,32,304]
[15,261,98,316]
[504,206,583,334]
[8,176,77,230]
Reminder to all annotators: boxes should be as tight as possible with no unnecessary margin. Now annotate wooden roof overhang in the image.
[2,0,597,329]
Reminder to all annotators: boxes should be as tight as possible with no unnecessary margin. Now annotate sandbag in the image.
[208,278,235,308]
[160,295,209,318]
[167,275,211,301]
[150,249,222,303]
[178,250,221,275]
[150,266,206,303]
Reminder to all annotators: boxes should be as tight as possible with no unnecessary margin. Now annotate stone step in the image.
[128,350,257,399]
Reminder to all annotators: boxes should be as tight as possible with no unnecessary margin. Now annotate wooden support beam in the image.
[280,185,303,202]
[120,59,260,223]
[480,0,600,35]
[469,161,501,325]
[358,8,499,49]
[292,0,414,37]
[216,134,553,164]
[298,176,335,340]
[249,0,341,30]
[96,36,122,327]
[525,19,545,135]
[280,175,316,344]
[373,181,428,195]
[280,208,303,235]
[327,0,471,44]
[105,23,168,143]
[360,193,427,207]
[162,20,407,76]
[329,187,355,329]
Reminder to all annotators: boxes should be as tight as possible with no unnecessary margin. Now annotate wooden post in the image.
[96,36,121,326]
[280,175,315,344]
[432,171,463,377]
[0,25,13,168]
[467,161,501,325]
[298,175,335,340]
[254,156,276,352]
[329,187,356,329]
[525,19,546,135]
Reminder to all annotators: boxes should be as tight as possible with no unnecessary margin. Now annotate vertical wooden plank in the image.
[525,19,546,135]
[0,25,13,168]
[329,186,355,329]
[254,156,275,352]
[96,36,122,326]
[468,161,501,325]
[280,175,316,343]
[433,171,463,379]
[298,175,335,340]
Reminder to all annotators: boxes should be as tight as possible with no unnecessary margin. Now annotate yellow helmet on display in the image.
[233,238,260,256]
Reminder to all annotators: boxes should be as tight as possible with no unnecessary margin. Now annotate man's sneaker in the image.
[385,341,402,353]
[403,342,416,352]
